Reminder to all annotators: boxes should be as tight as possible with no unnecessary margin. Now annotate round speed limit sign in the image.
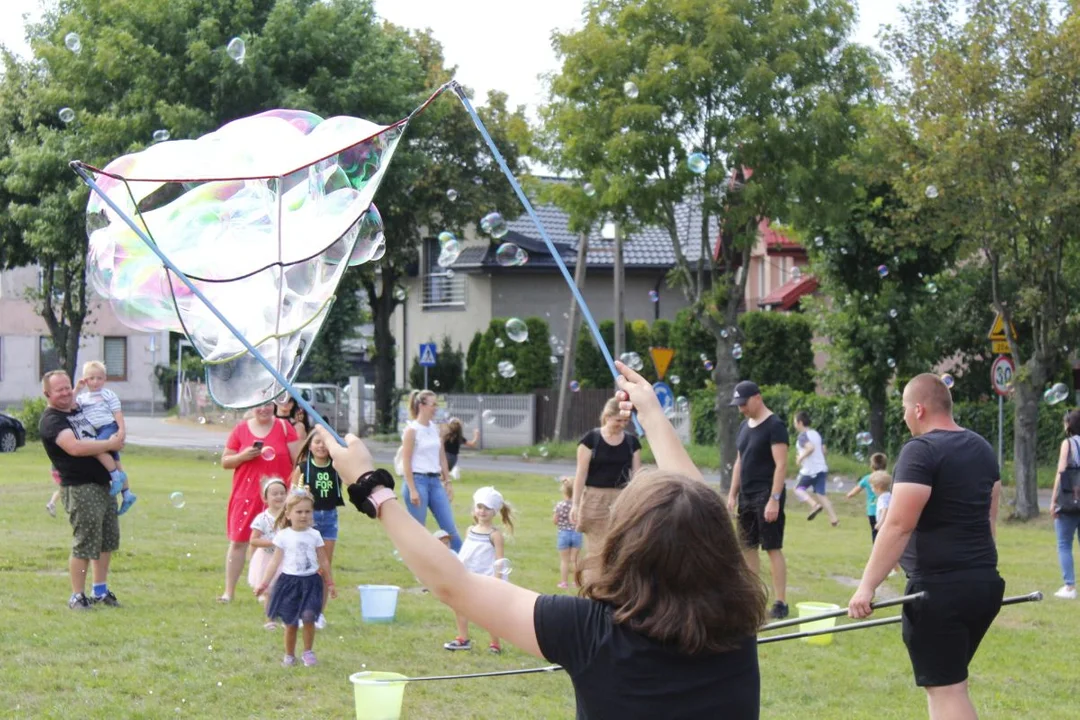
[991,355,1015,397]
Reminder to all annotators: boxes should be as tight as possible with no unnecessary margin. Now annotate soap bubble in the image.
[549,355,558,364]
[260,446,276,462]
[438,239,462,267]
[619,351,644,371]
[393,287,407,301]
[197,417,207,425]
[720,328,729,339]
[676,396,690,413]
[482,409,496,425]
[583,183,596,197]
[623,81,639,99]
[648,289,659,303]
[493,558,513,577]
[887,357,896,368]
[877,265,889,278]
[569,380,581,392]
[687,152,709,175]
[731,344,743,360]
[505,317,529,343]
[1011,161,1020,172]
[480,211,508,239]
[494,338,505,348]
[814,236,824,247]
[703,360,714,371]
[855,431,873,446]
[832,477,845,491]
[169,491,186,509]
[64,32,81,53]
[1045,382,1070,405]
[495,242,528,267]
[670,375,680,385]
[152,129,170,143]
[497,360,516,379]
[437,230,456,246]
[926,282,938,294]
[940,373,955,389]
[226,37,246,64]
[925,185,939,199]
[699,353,708,362]
[538,446,549,458]
[58,107,76,124]
[446,188,458,202]
[889,308,898,319]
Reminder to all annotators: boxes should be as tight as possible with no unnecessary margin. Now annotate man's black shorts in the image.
[737,490,785,551]
[902,572,1005,687]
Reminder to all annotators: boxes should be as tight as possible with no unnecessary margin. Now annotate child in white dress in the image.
[248,477,288,627]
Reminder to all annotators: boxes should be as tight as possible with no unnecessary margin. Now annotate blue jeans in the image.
[1055,513,1080,586]
[403,473,461,552]
[95,422,121,462]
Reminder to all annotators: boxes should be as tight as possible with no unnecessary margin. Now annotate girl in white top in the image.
[792,411,839,526]
[400,389,461,551]
[869,471,900,577]
[248,477,288,627]
[256,489,337,667]
[444,486,515,654]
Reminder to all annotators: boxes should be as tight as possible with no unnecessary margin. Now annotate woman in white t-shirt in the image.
[400,390,461,551]
[792,411,839,526]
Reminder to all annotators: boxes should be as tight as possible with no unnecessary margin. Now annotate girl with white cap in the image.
[444,485,515,654]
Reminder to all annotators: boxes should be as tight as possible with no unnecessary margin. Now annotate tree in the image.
[408,335,465,392]
[736,311,815,392]
[465,317,555,393]
[541,0,877,488]
[880,0,1080,518]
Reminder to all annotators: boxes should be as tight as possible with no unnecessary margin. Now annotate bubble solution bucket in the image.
[350,671,407,720]
[796,602,840,646]
[358,584,400,623]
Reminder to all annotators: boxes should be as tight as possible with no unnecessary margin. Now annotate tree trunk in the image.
[713,335,740,493]
[1012,377,1042,519]
[365,269,399,433]
[554,233,589,442]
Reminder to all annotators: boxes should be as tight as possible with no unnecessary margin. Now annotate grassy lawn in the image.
[1,444,1072,718]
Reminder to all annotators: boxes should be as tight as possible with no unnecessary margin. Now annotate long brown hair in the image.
[444,417,464,445]
[578,469,767,654]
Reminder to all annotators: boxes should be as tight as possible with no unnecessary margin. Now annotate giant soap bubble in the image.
[82,109,405,407]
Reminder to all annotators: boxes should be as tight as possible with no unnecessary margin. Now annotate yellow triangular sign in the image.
[649,347,675,380]
[987,313,1017,341]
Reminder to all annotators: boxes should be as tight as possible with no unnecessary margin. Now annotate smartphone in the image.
[253,441,264,450]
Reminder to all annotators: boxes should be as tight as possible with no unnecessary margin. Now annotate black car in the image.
[0,413,26,452]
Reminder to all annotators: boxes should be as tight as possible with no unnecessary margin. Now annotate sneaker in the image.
[46,502,56,518]
[109,470,126,496]
[301,650,317,667]
[118,491,137,516]
[807,505,823,521]
[314,613,327,630]
[68,592,93,610]
[488,643,502,655]
[443,638,472,651]
[769,601,790,620]
[1055,585,1077,600]
[92,590,121,608]
[282,654,296,667]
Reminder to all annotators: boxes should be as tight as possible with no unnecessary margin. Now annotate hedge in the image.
[465,317,555,392]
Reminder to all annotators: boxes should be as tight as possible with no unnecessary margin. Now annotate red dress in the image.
[225,419,297,542]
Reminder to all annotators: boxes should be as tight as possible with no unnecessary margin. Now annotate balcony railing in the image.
[422,271,467,309]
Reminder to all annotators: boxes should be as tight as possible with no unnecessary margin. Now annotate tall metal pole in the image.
[997,394,1004,470]
[554,233,589,441]
[613,223,625,362]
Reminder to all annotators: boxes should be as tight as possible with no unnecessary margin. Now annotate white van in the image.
[290,382,376,436]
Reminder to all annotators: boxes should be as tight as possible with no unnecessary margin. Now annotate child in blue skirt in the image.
[255,488,336,667]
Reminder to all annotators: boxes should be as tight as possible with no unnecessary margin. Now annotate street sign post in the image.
[419,343,437,390]
[987,313,1017,355]
[990,354,1015,470]
[649,347,675,380]
[652,381,674,414]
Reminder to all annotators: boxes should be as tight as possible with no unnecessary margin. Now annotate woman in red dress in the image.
[218,402,299,602]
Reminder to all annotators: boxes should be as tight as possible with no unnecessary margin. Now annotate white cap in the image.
[472,486,504,513]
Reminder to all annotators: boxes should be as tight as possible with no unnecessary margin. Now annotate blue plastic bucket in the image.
[358,584,400,623]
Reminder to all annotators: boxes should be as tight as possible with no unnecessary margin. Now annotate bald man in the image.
[848,374,1003,720]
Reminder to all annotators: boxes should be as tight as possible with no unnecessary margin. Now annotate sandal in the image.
[216,595,231,604]
[263,621,277,630]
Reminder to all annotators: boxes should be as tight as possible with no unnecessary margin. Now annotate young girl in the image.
[442,418,480,472]
[847,453,888,542]
[248,477,288,628]
[255,489,336,667]
[553,477,583,589]
[289,433,343,629]
[445,486,515,654]
[75,360,136,514]
[868,471,900,577]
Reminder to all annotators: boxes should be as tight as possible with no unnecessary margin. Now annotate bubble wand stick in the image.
[70,161,346,447]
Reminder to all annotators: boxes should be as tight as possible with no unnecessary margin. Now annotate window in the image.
[103,336,128,381]
[39,337,61,375]
[422,238,466,309]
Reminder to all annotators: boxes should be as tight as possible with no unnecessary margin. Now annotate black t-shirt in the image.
[39,406,111,487]
[302,458,344,511]
[580,430,642,489]
[444,436,462,456]
[534,594,759,720]
[735,414,789,504]
[893,429,999,579]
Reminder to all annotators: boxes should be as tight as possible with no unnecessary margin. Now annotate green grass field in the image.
[1,444,1073,719]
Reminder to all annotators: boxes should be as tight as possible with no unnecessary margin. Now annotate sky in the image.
[0,0,904,118]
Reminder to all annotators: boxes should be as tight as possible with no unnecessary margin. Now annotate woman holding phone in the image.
[217,402,300,603]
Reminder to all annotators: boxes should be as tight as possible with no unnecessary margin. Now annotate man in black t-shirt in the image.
[849,373,1004,719]
[38,370,126,610]
[726,381,791,619]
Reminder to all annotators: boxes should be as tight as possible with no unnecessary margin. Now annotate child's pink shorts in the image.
[51,468,62,485]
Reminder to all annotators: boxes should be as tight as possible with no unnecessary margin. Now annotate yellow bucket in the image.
[795,602,840,646]
[350,671,408,720]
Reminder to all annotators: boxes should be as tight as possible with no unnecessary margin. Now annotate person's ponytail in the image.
[407,390,421,420]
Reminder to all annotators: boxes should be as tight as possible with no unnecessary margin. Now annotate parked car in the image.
[0,413,26,452]
[290,383,377,436]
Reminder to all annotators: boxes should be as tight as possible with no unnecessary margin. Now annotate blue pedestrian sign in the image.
[652,381,674,413]
[419,343,438,367]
